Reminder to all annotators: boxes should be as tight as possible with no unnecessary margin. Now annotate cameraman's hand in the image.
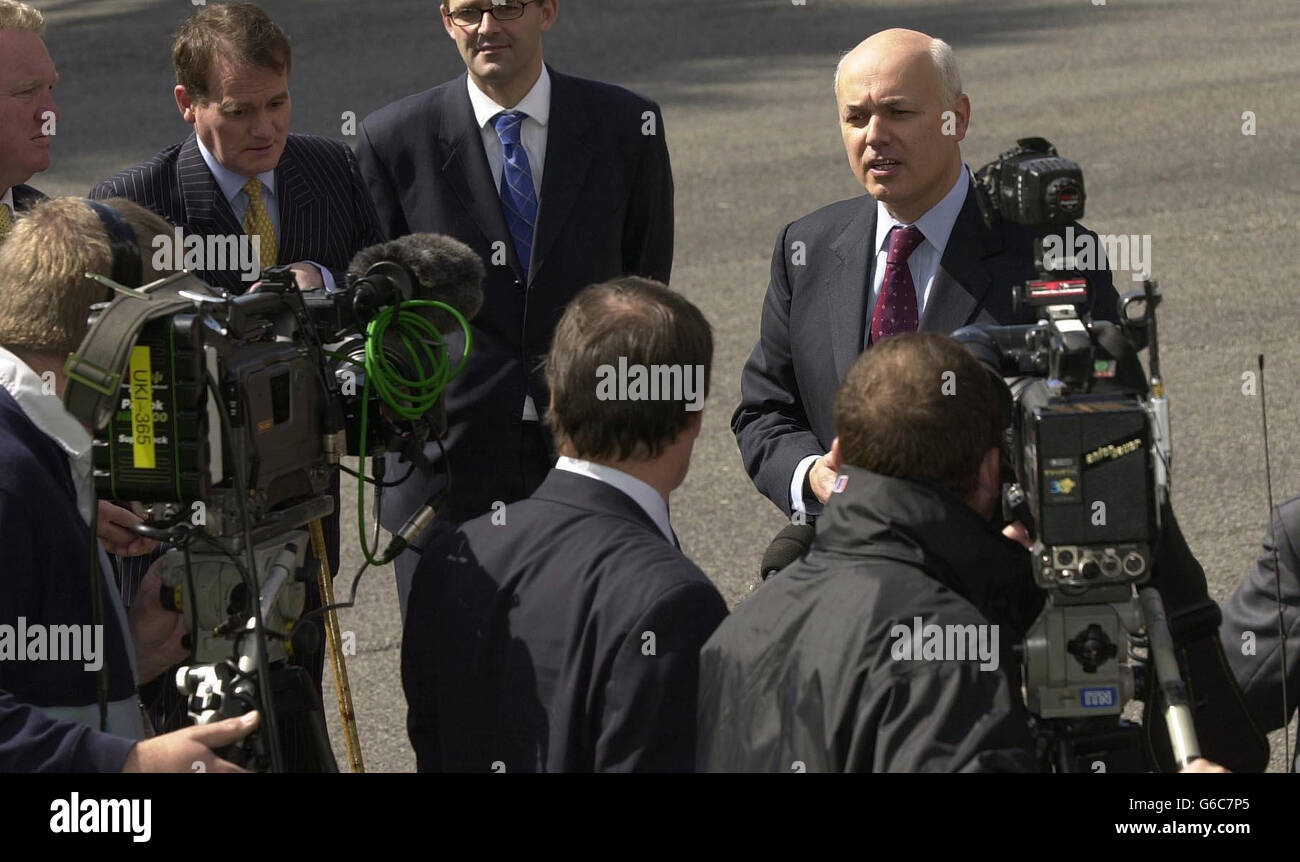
[97,501,158,557]
[1179,758,1230,773]
[129,556,189,684]
[121,712,260,773]
[1002,521,1032,550]
[809,450,841,505]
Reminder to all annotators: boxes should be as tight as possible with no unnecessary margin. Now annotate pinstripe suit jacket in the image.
[90,133,382,294]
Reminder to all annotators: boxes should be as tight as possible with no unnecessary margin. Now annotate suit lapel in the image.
[176,135,245,293]
[177,134,244,240]
[274,139,318,267]
[828,197,877,380]
[439,77,523,279]
[919,178,1000,333]
[529,68,592,286]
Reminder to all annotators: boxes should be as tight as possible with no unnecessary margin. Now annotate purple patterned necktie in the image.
[869,224,925,344]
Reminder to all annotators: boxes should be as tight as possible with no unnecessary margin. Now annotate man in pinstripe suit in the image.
[91,4,381,295]
[90,4,379,769]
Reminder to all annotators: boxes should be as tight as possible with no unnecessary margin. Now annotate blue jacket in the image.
[0,382,141,771]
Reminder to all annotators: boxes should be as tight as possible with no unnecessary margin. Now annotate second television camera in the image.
[64,233,484,772]
[958,138,1196,772]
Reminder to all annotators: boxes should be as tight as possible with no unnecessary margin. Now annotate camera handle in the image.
[1138,587,1201,768]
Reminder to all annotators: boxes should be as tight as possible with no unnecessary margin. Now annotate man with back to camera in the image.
[0,0,55,240]
[402,277,726,772]
[703,333,1234,773]
[732,28,1119,522]
[703,333,1045,772]
[357,0,675,618]
[0,196,259,772]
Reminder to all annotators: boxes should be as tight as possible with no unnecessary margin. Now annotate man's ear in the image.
[949,93,971,143]
[683,409,703,440]
[440,4,457,39]
[174,85,197,124]
[540,0,559,32]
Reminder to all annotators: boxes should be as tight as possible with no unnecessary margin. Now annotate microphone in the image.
[346,233,486,330]
[760,523,815,581]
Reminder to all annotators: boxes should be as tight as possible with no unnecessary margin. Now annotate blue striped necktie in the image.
[492,111,538,276]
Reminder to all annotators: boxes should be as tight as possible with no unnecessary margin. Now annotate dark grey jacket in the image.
[697,467,1045,772]
[1220,495,1300,772]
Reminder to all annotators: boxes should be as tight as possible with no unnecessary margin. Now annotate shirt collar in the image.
[874,164,970,258]
[554,456,675,545]
[467,64,552,130]
[194,134,276,203]
[0,346,92,461]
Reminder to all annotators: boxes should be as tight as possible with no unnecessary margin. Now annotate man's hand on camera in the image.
[129,556,189,684]
[1002,521,1032,550]
[121,711,260,773]
[808,450,841,505]
[97,501,158,557]
[1179,758,1230,773]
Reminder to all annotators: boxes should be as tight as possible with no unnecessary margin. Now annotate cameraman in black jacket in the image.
[698,333,1045,771]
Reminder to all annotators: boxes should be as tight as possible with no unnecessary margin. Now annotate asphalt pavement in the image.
[35,0,1300,772]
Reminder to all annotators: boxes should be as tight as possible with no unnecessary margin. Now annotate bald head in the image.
[834,28,969,223]
[835,30,961,107]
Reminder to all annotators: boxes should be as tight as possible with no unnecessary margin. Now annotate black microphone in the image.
[345,235,485,565]
[346,233,486,330]
[760,523,815,581]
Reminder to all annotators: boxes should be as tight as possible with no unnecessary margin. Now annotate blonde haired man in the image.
[0,197,258,771]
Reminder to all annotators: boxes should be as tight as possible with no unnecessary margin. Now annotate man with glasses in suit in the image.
[357,0,675,618]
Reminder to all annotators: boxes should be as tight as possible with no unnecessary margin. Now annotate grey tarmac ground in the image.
[35,0,1299,772]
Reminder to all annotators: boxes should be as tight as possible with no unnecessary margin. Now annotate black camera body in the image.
[958,138,1182,770]
[66,254,475,772]
[87,265,443,537]
[975,136,1086,228]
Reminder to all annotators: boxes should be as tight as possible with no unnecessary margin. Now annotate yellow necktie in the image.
[242,178,278,271]
[0,205,11,243]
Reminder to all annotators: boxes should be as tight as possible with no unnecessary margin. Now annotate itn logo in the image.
[1080,687,1117,708]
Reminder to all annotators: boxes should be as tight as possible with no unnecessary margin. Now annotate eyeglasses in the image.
[445,0,542,28]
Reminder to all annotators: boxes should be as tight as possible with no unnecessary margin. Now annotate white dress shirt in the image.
[790,166,971,516]
[466,65,551,198]
[466,66,553,420]
[555,456,676,547]
[867,164,970,321]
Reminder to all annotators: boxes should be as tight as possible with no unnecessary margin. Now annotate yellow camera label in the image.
[130,346,156,469]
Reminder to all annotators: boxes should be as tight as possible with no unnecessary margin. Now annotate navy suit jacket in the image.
[11,183,44,211]
[402,469,726,772]
[356,67,674,532]
[733,179,1120,515]
[90,133,382,294]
